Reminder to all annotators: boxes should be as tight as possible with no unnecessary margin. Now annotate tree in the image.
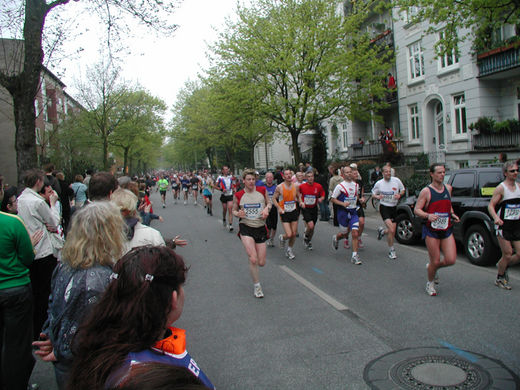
[394,0,520,55]
[0,0,179,184]
[212,0,392,164]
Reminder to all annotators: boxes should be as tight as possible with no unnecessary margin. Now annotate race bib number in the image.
[382,191,396,205]
[346,196,357,209]
[504,204,520,220]
[304,195,316,205]
[244,203,262,220]
[284,201,296,212]
[431,212,449,230]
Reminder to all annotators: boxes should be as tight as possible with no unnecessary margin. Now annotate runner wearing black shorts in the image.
[298,170,325,250]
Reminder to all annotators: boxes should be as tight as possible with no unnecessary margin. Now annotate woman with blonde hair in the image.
[32,201,127,389]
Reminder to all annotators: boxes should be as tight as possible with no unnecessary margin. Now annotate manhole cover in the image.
[364,347,519,390]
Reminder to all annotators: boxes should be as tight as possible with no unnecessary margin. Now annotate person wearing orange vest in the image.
[272,168,301,260]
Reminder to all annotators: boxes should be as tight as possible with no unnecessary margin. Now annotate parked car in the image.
[395,167,504,266]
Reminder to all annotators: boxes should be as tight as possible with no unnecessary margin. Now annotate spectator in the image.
[55,172,73,232]
[71,175,88,208]
[32,202,126,389]
[1,186,18,213]
[371,166,383,184]
[387,73,396,90]
[88,172,118,201]
[498,152,508,164]
[17,169,60,339]
[83,169,93,188]
[358,137,364,145]
[67,246,215,389]
[328,163,344,227]
[0,207,40,390]
[43,163,61,197]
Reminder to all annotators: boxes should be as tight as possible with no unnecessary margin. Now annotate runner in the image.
[343,163,366,249]
[201,172,214,216]
[263,172,278,247]
[233,169,271,298]
[414,163,460,296]
[216,166,235,232]
[372,165,405,259]
[272,168,300,260]
[157,175,169,208]
[190,171,200,206]
[171,173,180,204]
[179,174,190,205]
[298,170,325,250]
[488,161,520,290]
[331,166,362,265]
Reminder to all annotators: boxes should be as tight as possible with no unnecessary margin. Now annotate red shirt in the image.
[299,182,325,208]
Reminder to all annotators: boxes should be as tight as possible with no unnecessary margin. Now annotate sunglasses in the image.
[507,169,519,173]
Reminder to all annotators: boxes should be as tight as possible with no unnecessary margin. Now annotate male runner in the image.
[180,174,191,205]
[233,169,271,298]
[488,161,520,290]
[157,175,169,208]
[272,168,300,260]
[298,170,325,250]
[414,163,459,296]
[190,171,200,206]
[343,163,366,249]
[216,166,235,231]
[263,172,279,247]
[372,165,405,259]
[331,166,362,265]
[171,173,180,204]
[201,172,214,216]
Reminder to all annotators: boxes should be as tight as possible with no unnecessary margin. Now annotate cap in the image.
[350,163,358,169]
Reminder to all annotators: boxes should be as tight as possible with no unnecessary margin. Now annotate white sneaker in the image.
[332,235,338,250]
[351,254,362,265]
[228,224,234,232]
[194,201,197,206]
[377,226,385,240]
[184,201,187,205]
[279,234,287,249]
[426,281,437,296]
[266,238,274,247]
[254,284,264,298]
[388,249,397,260]
[286,247,295,260]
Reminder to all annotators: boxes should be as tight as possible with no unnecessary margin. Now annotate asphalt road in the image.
[31,190,520,389]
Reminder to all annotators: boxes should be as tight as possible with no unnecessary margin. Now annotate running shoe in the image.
[286,247,295,260]
[344,239,350,249]
[162,204,166,208]
[351,254,362,265]
[194,201,197,206]
[388,249,397,260]
[254,284,264,298]
[267,238,275,247]
[495,277,512,290]
[228,224,234,232]
[307,241,313,251]
[303,238,309,249]
[377,226,385,240]
[358,239,364,249]
[279,234,287,249]
[332,235,338,250]
[426,281,437,296]
[184,201,187,205]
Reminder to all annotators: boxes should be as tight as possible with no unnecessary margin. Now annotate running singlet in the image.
[180,178,190,192]
[106,327,214,389]
[497,182,520,232]
[202,179,212,196]
[279,183,297,212]
[264,184,277,200]
[425,185,452,231]
[217,175,234,196]
[171,176,179,188]
[235,187,267,228]
[332,181,358,210]
[158,179,168,191]
[299,182,324,208]
[372,177,404,207]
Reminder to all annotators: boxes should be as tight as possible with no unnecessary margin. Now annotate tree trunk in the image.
[290,131,301,165]
[103,136,109,171]
[123,146,129,174]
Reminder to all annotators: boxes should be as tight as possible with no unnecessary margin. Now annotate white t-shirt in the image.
[372,177,404,207]
[332,180,358,210]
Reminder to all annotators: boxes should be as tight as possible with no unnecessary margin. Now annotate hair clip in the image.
[110,273,118,280]
[145,274,154,282]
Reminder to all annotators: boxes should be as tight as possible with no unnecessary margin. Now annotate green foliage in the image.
[469,117,520,134]
[403,173,431,197]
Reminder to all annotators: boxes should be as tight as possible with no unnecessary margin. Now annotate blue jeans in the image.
[319,201,330,221]
[0,284,35,390]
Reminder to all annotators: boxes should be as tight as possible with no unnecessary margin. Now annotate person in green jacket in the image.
[0,211,41,390]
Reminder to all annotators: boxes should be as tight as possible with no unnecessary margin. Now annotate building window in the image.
[404,6,419,24]
[409,104,420,140]
[453,94,467,135]
[408,41,425,81]
[438,31,459,70]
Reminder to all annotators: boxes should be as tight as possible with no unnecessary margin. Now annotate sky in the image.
[59,0,240,111]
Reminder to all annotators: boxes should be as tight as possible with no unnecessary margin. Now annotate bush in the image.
[469,117,520,134]
[403,173,430,197]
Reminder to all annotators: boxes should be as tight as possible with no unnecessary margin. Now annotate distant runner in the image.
[216,166,235,232]
[157,175,169,208]
[298,170,325,250]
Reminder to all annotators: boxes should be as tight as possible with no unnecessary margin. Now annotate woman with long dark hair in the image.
[67,246,214,389]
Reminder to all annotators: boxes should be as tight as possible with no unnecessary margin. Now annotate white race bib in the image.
[382,191,396,205]
[244,203,262,220]
[284,201,296,212]
[504,204,520,220]
[346,196,357,209]
[304,195,316,205]
[431,212,449,230]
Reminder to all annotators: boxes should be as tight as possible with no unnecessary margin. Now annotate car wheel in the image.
[463,224,499,266]
[395,213,418,245]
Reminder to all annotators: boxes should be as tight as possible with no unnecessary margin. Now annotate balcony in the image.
[348,139,403,159]
[472,131,520,151]
[477,44,520,79]
[370,29,393,49]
